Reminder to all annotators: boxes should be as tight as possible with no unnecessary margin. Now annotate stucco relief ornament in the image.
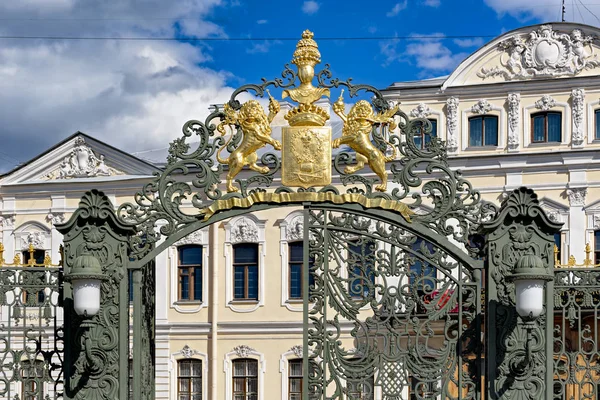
[507,93,520,149]
[286,216,304,241]
[571,88,585,145]
[594,215,600,229]
[445,97,459,152]
[180,345,196,358]
[48,136,120,179]
[290,345,303,358]
[567,188,587,206]
[0,215,16,229]
[175,230,204,246]
[478,25,600,80]
[230,218,259,244]
[471,99,492,115]
[233,345,255,358]
[546,211,560,223]
[535,94,556,111]
[46,212,65,225]
[409,103,432,119]
[21,232,45,250]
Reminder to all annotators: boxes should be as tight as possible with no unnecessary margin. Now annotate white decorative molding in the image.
[290,345,303,358]
[170,346,208,400]
[169,228,209,313]
[409,103,433,119]
[535,94,556,111]
[507,93,520,150]
[0,215,16,229]
[571,88,585,146]
[286,215,303,241]
[21,232,46,250]
[45,212,65,225]
[471,99,492,115]
[547,211,560,223]
[224,347,266,400]
[279,345,305,400]
[567,187,587,206]
[233,345,255,358]
[446,97,459,152]
[13,222,51,252]
[280,211,305,312]
[586,98,600,144]
[229,218,259,244]
[478,25,600,80]
[224,215,266,313]
[46,136,122,179]
[593,215,600,229]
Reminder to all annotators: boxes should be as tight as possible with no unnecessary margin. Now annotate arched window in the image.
[288,359,303,400]
[178,359,202,399]
[178,245,203,301]
[531,111,561,143]
[469,115,498,147]
[232,359,258,400]
[413,119,437,149]
[233,244,259,301]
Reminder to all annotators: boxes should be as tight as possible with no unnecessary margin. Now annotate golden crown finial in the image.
[292,29,321,66]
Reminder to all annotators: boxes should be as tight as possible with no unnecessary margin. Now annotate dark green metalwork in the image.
[553,267,600,399]
[305,204,483,400]
[0,265,64,399]
[482,187,561,400]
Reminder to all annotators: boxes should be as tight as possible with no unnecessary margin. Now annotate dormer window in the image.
[531,111,561,143]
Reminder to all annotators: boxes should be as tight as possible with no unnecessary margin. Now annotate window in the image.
[232,359,258,400]
[531,111,561,143]
[128,359,133,400]
[22,249,46,305]
[348,240,376,299]
[128,270,134,303]
[288,242,315,300]
[469,115,498,147]
[595,109,600,140]
[413,119,437,149]
[594,231,600,265]
[555,233,562,265]
[178,359,202,400]
[21,360,44,400]
[233,244,259,301]
[178,245,203,302]
[288,359,303,400]
[347,361,374,400]
[410,238,436,293]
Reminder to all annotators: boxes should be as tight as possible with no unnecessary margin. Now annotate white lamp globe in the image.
[67,254,106,318]
[511,254,553,321]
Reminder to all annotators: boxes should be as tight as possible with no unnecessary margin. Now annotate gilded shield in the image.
[281,127,331,188]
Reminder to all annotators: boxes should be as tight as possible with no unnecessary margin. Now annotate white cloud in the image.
[386,1,408,17]
[422,0,440,7]
[256,19,268,24]
[453,37,485,48]
[0,0,240,172]
[246,40,282,54]
[380,33,467,74]
[302,1,319,15]
[484,0,600,23]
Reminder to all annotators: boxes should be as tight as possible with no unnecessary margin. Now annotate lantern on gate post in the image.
[507,254,554,370]
[64,254,106,317]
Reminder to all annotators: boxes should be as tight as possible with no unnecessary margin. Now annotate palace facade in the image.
[2,21,600,400]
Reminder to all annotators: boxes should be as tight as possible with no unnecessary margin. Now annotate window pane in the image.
[469,117,483,147]
[191,360,202,377]
[191,377,202,393]
[233,377,245,392]
[429,119,437,138]
[234,267,245,299]
[247,377,258,393]
[180,246,202,265]
[247,360,258,376]
[596,110,600,140]
[289,360,303,377]
[289,242,303,262]
[533,115,545,142]
[179,360,191,376]
[194,267,202,301]
[179,377,190,392]
[290,264,302,299]
[247,266,259,300]
[180,272,189,300]
[234,243,258,263]
[548,113,561,142]
[484,116,498,146]
[128,269,134,302]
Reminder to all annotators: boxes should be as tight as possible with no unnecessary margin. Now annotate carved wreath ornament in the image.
[479,25,600,80]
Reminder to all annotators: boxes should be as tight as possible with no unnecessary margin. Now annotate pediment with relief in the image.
[443,23,600,89]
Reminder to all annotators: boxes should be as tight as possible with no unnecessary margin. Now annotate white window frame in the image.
[523,99,569,147]
[539,198,570,265]
[461,103,506,151]
[169,228,210,313]
[279,345,304,400]
[280,211,305,311]
[586,100,600,144]
[224,215,266,312]
[224,346,266,400]
[170,345,208,400]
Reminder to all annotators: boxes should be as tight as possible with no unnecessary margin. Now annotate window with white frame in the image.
[531,111,561,143]
[178,245,203,302]
[233,244,259,301]
[232,359,258,400]
[178,359,203,400]
[468,115,498,147]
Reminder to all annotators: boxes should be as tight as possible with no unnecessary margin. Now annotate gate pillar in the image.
[482,187,561,400]
[56,189,136,400]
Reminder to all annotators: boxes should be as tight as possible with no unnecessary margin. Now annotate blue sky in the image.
[0,0,594,172]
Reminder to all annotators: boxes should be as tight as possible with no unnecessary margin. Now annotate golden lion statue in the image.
[217,94,281,192]
[332,91,399,192]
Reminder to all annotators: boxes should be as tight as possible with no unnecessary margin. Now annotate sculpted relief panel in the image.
[478,25,600,80]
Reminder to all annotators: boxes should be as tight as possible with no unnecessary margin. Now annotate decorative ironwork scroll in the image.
[117,29,493,264]
[482,187,561,400]
[305,205,483,400]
